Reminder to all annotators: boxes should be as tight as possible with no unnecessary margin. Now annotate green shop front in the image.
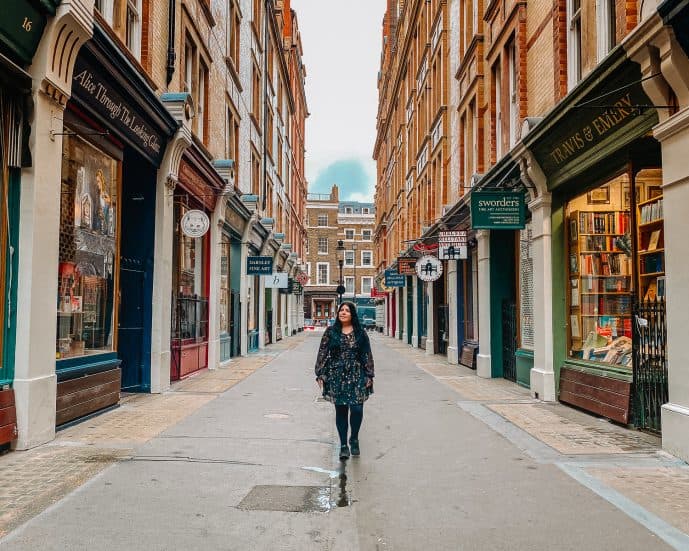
[0,0,59,447]
[470,176,532,387]
[526,49,665,428]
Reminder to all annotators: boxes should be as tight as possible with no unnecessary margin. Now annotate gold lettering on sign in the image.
[548,93,635,167]
[22,17,33,31]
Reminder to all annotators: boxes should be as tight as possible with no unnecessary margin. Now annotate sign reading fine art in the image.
[384,269,406,287]
[416,255,442,282]
[471,191,525,230]
[438,230,468,260]
[247,256,273,275]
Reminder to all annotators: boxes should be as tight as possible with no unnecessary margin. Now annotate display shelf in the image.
[640,271,664,278]
[638,219,663,230]
[639,248,665,256]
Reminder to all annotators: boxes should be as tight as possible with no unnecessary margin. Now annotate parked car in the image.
[361,317,376,330]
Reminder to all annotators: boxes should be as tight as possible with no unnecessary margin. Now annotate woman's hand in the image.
[365,378,373,388]
[316,378,324,390]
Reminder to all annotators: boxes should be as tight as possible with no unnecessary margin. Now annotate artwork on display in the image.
[587,184,610,205]
[657,276,666,298]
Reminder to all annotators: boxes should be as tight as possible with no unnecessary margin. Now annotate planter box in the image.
[56,368,121,426]
[559,367,631,424]
[0,389,17,446]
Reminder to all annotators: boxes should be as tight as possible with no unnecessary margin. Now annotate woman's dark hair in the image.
[328,301,369,355]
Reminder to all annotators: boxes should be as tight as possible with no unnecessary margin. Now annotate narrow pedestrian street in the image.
[1,332,687,550]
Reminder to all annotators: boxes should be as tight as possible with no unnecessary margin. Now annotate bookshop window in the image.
[566,174,632,368]
[57,134,118,359]
[219,235,231,336]
[519,223,534,349]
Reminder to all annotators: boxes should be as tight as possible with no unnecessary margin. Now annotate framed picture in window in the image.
[657,276,665,298]
[587,184,610,205]
[647,185,663,201]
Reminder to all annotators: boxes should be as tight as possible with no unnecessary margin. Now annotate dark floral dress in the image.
[315,328,375,405]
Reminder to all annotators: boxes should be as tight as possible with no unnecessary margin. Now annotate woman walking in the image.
[315,301,374,460]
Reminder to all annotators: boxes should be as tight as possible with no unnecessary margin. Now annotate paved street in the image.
[1,333,688,550]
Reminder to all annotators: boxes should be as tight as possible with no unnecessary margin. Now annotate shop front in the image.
[55,26,177,423]
[219,197,248,363]
[525,48,662,426]
[170,149,223,380]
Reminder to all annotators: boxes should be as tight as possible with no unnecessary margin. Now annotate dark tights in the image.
[335,404,364,446]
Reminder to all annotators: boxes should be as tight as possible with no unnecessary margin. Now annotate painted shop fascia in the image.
[55,22,178,424]
[522,46,661,424]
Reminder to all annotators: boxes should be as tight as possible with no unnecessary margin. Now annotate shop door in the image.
[118,257,147,390]
[632,298,668,433]
[406,280,413,345]
[230,290,240,357]
[502,299,517,382]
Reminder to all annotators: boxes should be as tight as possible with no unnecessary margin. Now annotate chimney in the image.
[331,185,339,203]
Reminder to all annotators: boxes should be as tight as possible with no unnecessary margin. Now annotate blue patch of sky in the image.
[310,158,375,201]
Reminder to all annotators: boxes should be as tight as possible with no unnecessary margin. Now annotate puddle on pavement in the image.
[301,463,352,510]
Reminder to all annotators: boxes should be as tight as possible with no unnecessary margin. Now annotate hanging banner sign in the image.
[416,255,443,282]
[181,209,210,238]
[471,191,526,230]
[264,272,288,288]
[413,242,439,253]
[439,245,468,260]
[439,230,467,246]
[397,257,417,276]
[384,269,406,287]
[247,256,274,275]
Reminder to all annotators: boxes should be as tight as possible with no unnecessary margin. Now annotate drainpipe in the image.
[166,0,176,85]
[262,0,272,212]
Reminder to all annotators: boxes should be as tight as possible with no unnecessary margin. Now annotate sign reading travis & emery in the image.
[471,191,525,230]
[72,55,164,165]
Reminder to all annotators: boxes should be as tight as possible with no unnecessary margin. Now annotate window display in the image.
[57,134,118,359]
[566,174,632,368]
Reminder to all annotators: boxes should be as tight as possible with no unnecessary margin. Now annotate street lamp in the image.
[336,239,345,305]
[351,242,358,302]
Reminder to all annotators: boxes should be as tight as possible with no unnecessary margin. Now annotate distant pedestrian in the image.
[315,301,374,460]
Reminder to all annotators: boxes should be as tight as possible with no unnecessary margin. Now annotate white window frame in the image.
[508,40,518,148]
[361,251,373,267]
[596,0,616,61]
[317,237,328,254]
[362,207,370,214]
[494,62,502,158]
[568,0,583,89]
[306,262,312,284]
[344,228,355,240]
[344,207,353,214]
[317,214,328,227]
[344,276,355,294]
[362,229,372,241]
[344,250,355,266]
[126,0,142,59]
[317,262,330,285]
[361,277,373,295]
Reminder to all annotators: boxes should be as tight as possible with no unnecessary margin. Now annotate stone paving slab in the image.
[585,466,689,535]
[0,335,306,539]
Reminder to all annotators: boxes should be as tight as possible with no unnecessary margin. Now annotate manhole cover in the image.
[237,485,331,513]
[264,413,290,419]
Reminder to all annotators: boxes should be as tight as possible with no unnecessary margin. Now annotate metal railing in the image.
[633,297,668,433]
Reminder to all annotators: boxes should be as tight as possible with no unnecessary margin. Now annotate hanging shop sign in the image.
[371,287,387,298]
[397,257,418,276]
[384,269,406,287]
[413,242,439,253]
[292,280,303,295]
[471,191,525,230]
[181,209,210,238]
[264,272,288,288]
[438,230,468,260]
[247,256,274,275]
[416,255,443,282]
[296,272,310,286]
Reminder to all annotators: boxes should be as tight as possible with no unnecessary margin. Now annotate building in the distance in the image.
[304,186,376,323]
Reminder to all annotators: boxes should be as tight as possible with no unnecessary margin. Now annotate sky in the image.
[290,0,386,202]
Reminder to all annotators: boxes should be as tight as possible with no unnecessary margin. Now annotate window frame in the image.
[568,0,583,89]
[317,237,328,254]
[361,277,373,295]
[361,251,373,267]
[316,262,330,285]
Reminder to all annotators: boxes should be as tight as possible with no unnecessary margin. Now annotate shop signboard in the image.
[0,0,50,64]
[181,209,210,238]
[384,269,406,287]
[247,256,273,275]
[438,230,468,260]
[416,255,443,282]
[471,191,525,230]
[397,257,417,276]
[264,272,288,288]
[296,272,309,285]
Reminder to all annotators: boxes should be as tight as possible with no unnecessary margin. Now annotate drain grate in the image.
[237,485,331,513]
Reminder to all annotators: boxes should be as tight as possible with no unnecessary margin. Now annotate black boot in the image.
[349,439,360,456]
[339,445,350,460]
